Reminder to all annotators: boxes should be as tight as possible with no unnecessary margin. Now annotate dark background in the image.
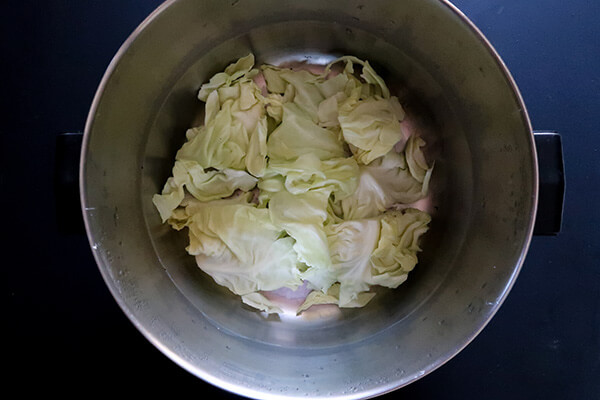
[3,0,599,398]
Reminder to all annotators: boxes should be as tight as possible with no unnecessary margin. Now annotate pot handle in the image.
[532,131,565,236]
[54,132,85,235]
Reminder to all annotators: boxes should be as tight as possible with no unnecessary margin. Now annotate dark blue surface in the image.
[4,0,599,397]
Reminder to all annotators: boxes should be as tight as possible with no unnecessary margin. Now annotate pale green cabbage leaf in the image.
[337,96,407,165]
[299,208,431,310]
[176,55,268,176]
[340,134,433,220]
[267,153,359,201]
[267,103,347,162]
[267,189,337,292]
[152,160,257,222]
[187,204,303,301]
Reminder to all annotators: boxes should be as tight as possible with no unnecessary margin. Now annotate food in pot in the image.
[152,54,433,314]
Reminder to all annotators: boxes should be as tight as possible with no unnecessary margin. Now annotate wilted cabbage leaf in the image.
[152,160,257,222]
[267,103,347,162]
[340,135,433,220]
[188,204,303,297]
[176,54,268,176]
[298,208,431,309]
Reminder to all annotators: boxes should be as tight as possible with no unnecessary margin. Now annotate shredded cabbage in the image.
[153,54,434,314]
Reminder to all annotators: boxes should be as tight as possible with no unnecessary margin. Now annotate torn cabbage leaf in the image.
[340,134,433,220]
[152,160,257,222]
[267,153,359,201]
[177,55,268,176]
[197,53,259,101]
[188,204,303,296]
[300,208,431,310]
[297,283,376,314]
[338,96,407,165]
[324,55,392,99]
[261,64,350,124]
[241,292,284,314]
[166,191,255,231]
[267,189,337,292]
[267,102,347,162]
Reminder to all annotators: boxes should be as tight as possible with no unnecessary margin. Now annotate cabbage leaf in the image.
[188,204,303,299]
[299,208,431,310]
[267,103,347,162]
[340,135,433,220]
[152,160,257,222]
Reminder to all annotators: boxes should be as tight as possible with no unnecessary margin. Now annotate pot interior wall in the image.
[81,0,536,397]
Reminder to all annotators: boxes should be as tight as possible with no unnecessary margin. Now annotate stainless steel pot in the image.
[80,0,559,398]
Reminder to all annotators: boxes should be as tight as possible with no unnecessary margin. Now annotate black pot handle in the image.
[533,131,565,236]
[54,132,85,235]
